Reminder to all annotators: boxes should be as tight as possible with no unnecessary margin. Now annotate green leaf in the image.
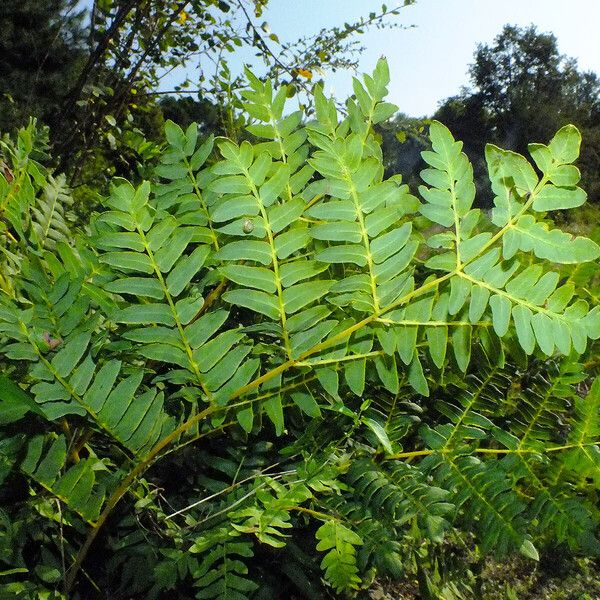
[292,391,321,417]
[222,289,279,320]
[370,224,412,263]
[185,310,229,348]
[316,244,367,266]
[209,175,250,195]
[155,228,194,272]
[307,200,356,221]
[113,304,175,326]
[260,164,290,205]
[237,407,254,433]
[166,245,211,296]
[139,344,188,368]
[503,151,538,194]
[513,215,600,263]
[147,217,177,251]
[375,355,399,394]
[217,240,272,265]
[372,101,397,124]
[176,294,204,325]
[426,318,448,369]
[532,184,586,211]
[211,196,259,222]
[155,162,188,180]
[310,222,362,243]
[100,251,154,274]
[528,143,553,173]
[425,252,456,272]
[123,326,180,346]
[51,332,91,377]
[190,135,214,170]
[96,232,144,252]
[280,260,328,287]
[519,539,540,561]
[468,285,490,323]
[164,120,186,150]
[0,375,44,424]
[184,123,198,156]
[83,360,121,412]
[511,305,535,354]
[361,416,394,453]
[489,294,512,337]
[268,198,305,233]
[408,354,429,396]
[345,358,366,396]
[420,203,454,227]
[274,228,310,259]
[531,313,554,355]
[220,265,277,293]
[264,395,284,436]
[105,277,164,299]
[97,372,144,428]
[283,281,333,314]
[448,276,471,315]
[204,346,252,391]
[548,124,581,164]
[451,321,471,372]
[291,320,338,357]
[548,164,580,187]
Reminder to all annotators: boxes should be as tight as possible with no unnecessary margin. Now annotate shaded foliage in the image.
[0,0,87,135]
[0,61,599,599]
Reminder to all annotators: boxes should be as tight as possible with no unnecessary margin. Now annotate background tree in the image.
[377,112,429,189]
[159,96,223,136]
[434,24,600,203]
[0,0,87,134]
[0,0,413,185]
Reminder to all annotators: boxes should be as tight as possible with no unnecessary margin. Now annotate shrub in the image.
[0,60,599,598]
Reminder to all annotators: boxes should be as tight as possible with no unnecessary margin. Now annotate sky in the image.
[78,0,600,117]
[230,0,600,117]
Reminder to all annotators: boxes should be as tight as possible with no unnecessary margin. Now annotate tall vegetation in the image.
[0,0,413,189]
[0,59,599,599]
[0,0,87,134]
[435,24,600,203]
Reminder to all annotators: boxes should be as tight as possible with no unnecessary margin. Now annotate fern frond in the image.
[19,434,105,523]
[419,122,600,360]
[426,453,537,558]
[229,477,311,548]
[504,452,600,554]
[315,519,363,592]
[190,526,257,600]
[559,377,600,486]
[432,367,507,449]
[2,60,600,595]
[154,122,218,248]
[30,174,74,250]
[347,459,453,542]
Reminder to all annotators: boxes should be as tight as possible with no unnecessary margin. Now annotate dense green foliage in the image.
[0,60,599,599]
[0,0,86,134]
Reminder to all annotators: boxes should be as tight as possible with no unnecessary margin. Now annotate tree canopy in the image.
[0,0,87,134]
[435,24,600,203]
